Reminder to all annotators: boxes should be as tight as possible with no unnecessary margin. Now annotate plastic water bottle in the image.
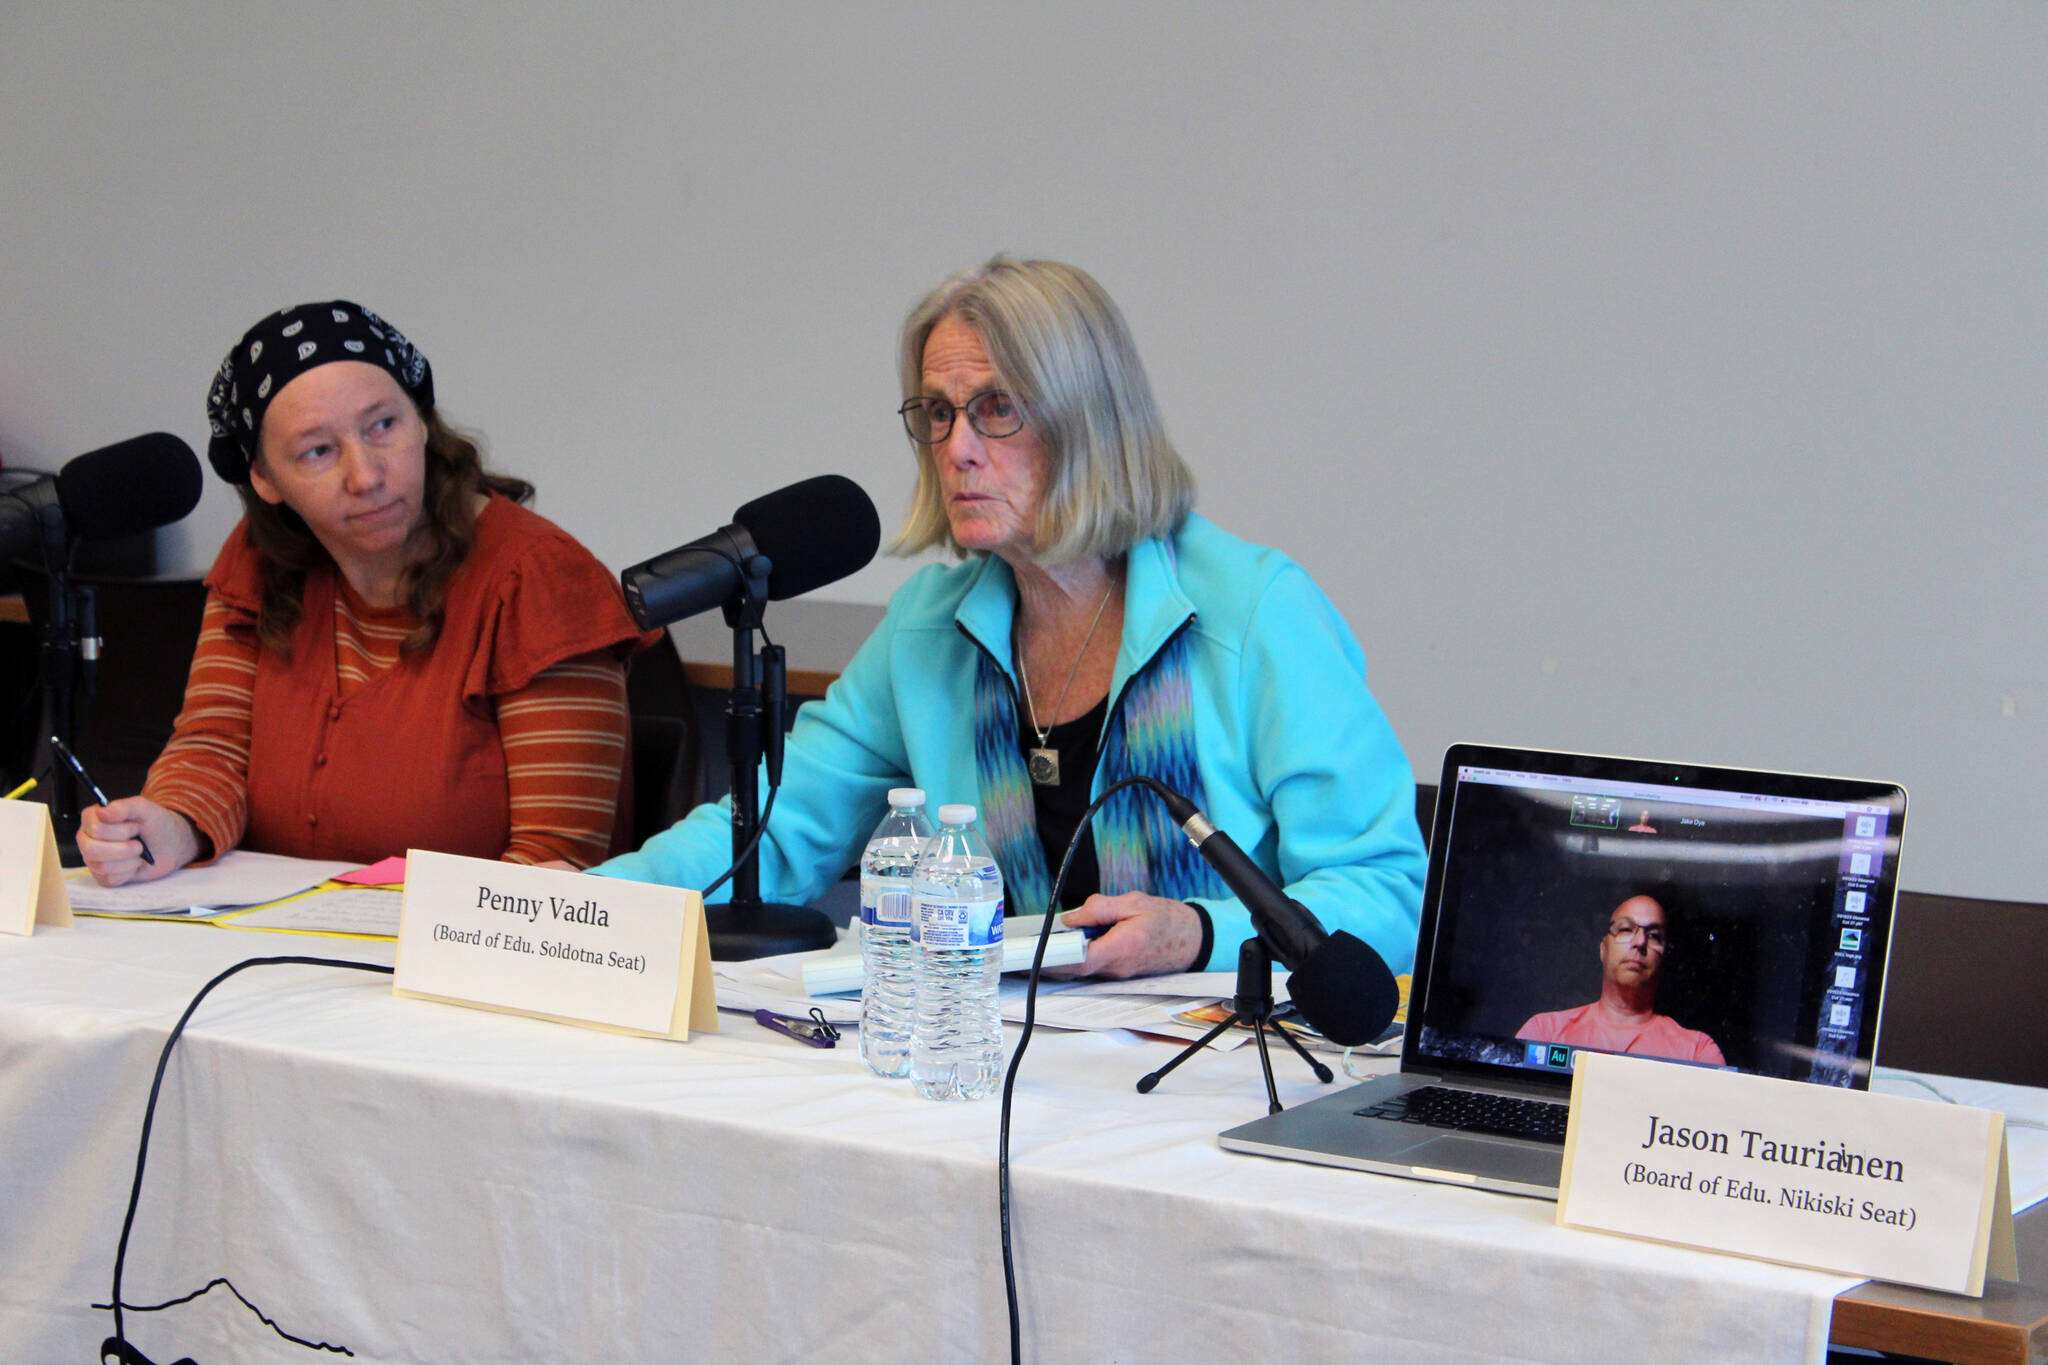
[858,788,934,1079]
[910,804,1006,1101]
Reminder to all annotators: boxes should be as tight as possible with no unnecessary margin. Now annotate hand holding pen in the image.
[53,736,152,866]
[60,739,203,888]
[75,791,212,888]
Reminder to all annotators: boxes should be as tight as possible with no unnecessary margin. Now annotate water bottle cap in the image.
[887,788,926,807]
[936,803,977,825]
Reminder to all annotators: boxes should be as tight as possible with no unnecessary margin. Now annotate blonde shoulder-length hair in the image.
[893,255,1195,564]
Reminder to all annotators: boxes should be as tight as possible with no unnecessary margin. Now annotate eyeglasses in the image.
[898,391,1026,445]
[1607,919,1667,949]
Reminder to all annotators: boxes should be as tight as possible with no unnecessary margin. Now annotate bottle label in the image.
[861,886,913,927]
[915,894,1005,950]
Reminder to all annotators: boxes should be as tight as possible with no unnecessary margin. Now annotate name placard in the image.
[0,798,73,936]
[393,850,715,1040]
[1559,1052,2016,1295]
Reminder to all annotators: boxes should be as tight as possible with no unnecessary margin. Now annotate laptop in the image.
[1220,743,1907,1199]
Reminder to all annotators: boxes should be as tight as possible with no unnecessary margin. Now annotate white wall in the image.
[3,4,2041,900]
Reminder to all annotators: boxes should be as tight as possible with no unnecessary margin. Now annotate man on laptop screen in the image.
[1217,746,1904,1199]
[1517,894,1725,1065]
[1420,764,1888,1087]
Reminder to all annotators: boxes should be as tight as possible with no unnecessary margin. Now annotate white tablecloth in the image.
[3,919,2043,1364]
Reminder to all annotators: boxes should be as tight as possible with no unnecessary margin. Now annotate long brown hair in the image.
[236,409,534,654]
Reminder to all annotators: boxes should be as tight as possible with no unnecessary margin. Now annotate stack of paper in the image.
[715,932,1255,1043]
[798,915,1087,995]
[66,851,360,918]
[220,887,405,937]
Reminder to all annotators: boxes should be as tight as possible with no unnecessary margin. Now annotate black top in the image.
[1016,690,1217,970]
[1022,694,1107,909]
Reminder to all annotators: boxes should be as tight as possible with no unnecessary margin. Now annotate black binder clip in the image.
[753,1006,841,1048]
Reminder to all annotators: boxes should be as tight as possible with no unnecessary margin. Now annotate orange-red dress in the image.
[144,496,651,867]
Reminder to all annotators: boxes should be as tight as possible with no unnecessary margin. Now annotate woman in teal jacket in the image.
[596,257,1426,979]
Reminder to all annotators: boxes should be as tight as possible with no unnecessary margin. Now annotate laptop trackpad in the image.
[1402,1134,1565,1185]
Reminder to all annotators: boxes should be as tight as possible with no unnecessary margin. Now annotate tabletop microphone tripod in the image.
[1136,936,1332,1114]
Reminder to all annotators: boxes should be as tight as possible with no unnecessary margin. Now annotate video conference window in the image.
[1416,776,1885,1087]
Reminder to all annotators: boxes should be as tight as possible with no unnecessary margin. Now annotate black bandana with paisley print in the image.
[204,300,434,484]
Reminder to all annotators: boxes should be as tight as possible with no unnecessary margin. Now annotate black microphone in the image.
[1157,786,1401,1047]
[620,474,881,629]
[0,433,204,561]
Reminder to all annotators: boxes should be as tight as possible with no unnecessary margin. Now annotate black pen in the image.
[51,736,154,865]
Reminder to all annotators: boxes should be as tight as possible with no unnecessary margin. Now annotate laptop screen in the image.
[1407,745,1907,1091]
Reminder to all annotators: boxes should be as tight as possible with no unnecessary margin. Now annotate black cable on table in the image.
[98,955,394,1362]
[997,775,1170,1365]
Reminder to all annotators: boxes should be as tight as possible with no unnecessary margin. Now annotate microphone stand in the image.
[710,558,837,961]
[32,536,95,866]
[1135,937,1333,1115]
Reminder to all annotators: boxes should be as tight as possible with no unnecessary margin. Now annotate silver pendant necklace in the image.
[1017,578,1116,787]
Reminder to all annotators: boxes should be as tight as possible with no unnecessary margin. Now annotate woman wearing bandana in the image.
[77,301,651,886]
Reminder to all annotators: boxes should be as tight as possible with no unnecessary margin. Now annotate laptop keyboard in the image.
[1356,1085,1570,1145]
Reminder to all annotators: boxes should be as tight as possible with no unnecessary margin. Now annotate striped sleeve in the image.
[140,592,255,861]
[495,649,630,868]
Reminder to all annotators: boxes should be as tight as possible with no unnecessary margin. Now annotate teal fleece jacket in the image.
[593,514,1426,974]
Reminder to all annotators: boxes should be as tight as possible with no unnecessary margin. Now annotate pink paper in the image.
[335,854,407,886]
